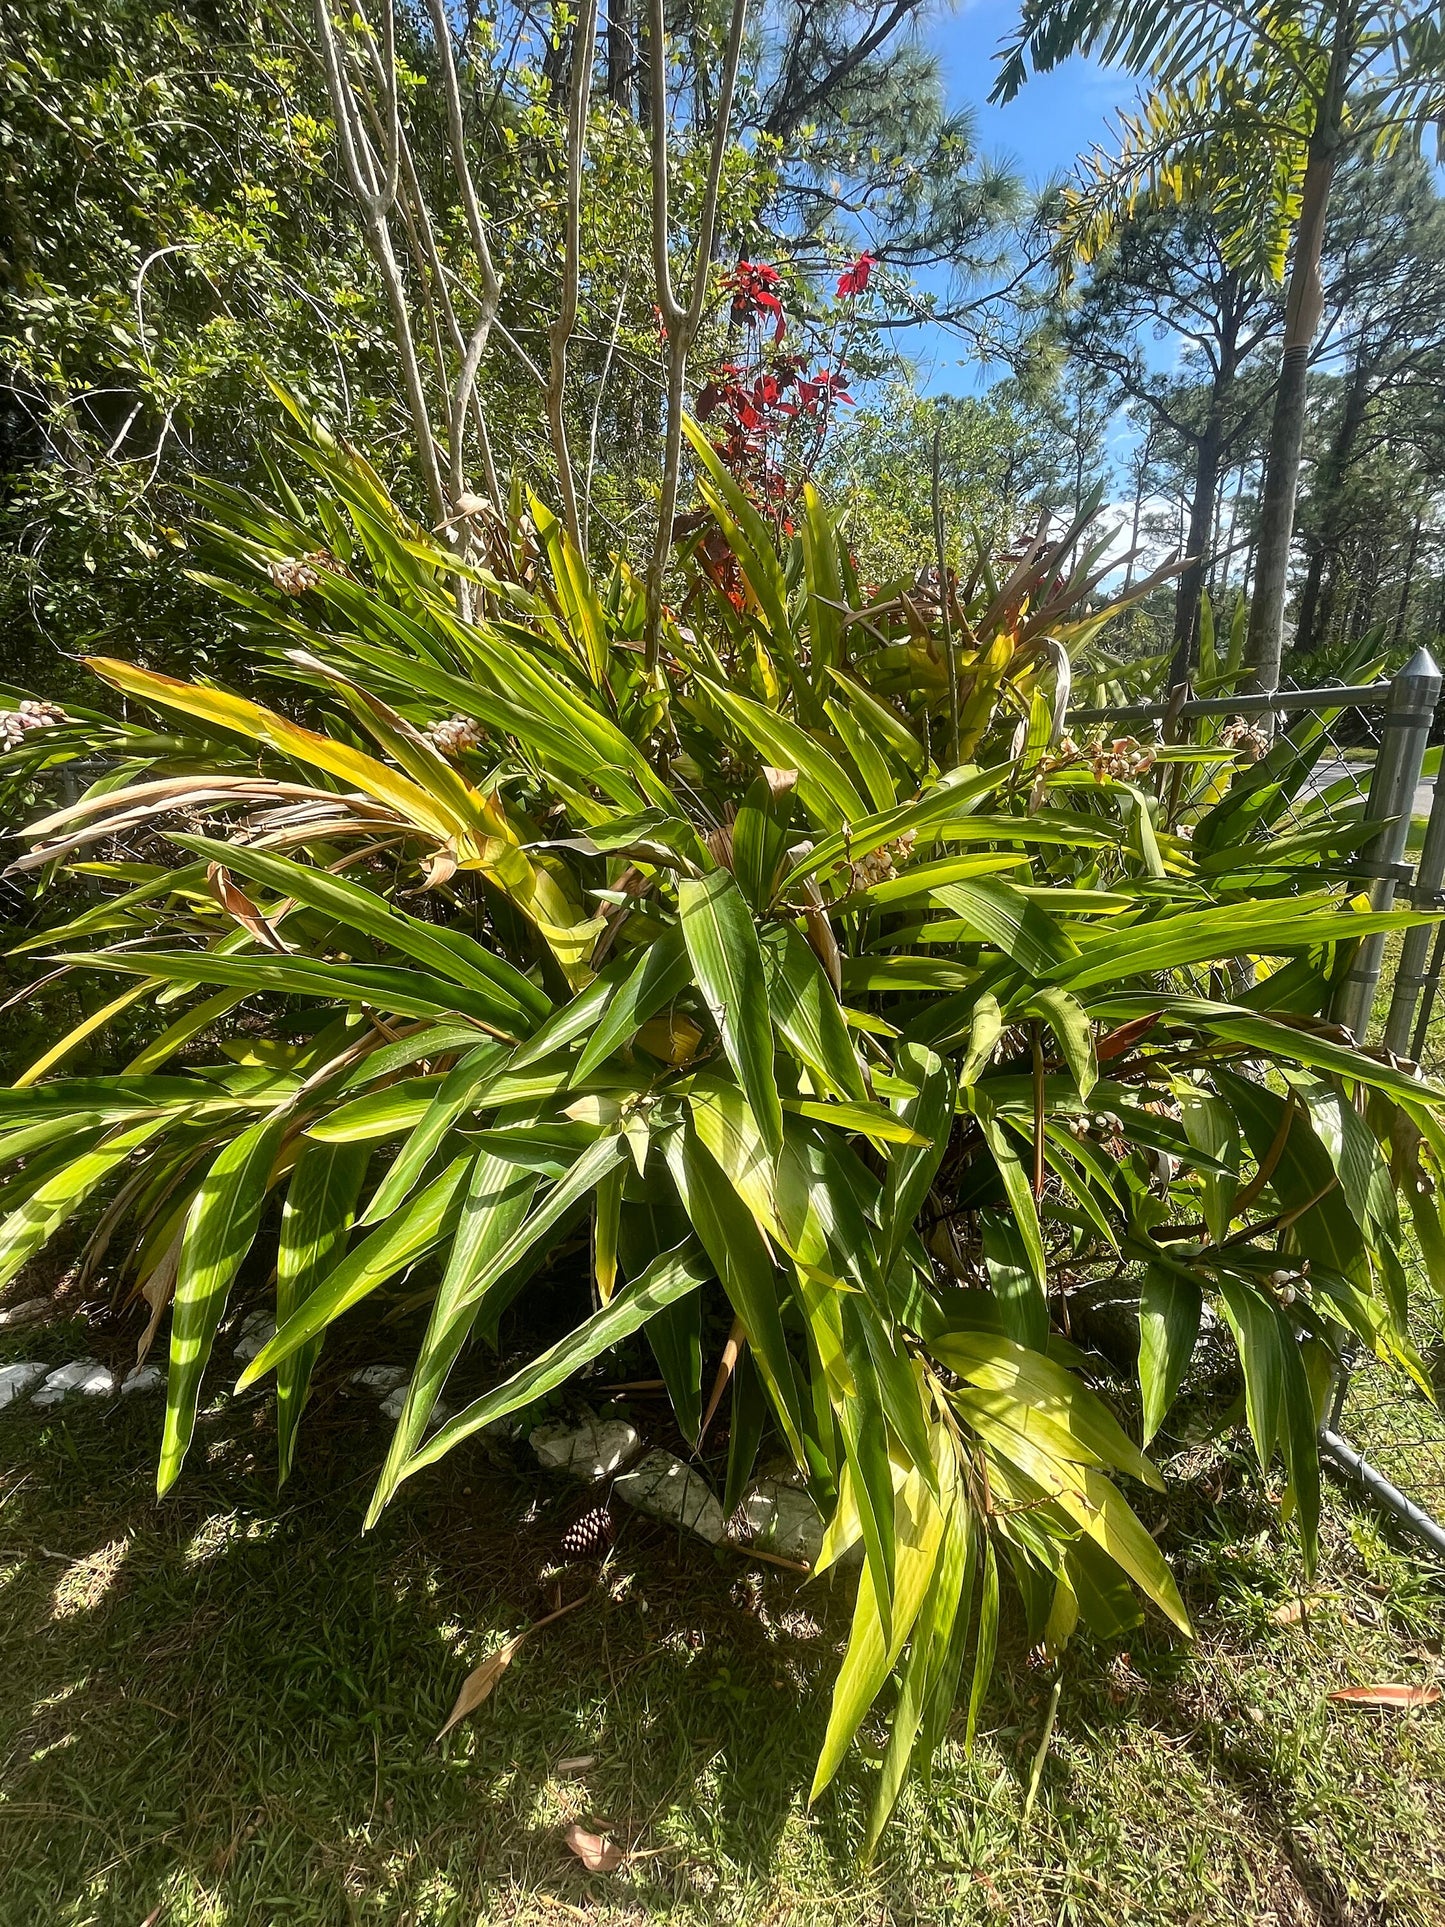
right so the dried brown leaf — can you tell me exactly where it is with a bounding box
[1096,1011,1161,1064]
[436,1595,586,1740]
[436,1631,530,1740]
[700,1319,745,1444]
[208,863,289,952]
[1328,1683,1441,1708]
[562,1824,624,1873]
[1272,1595,1330,1626]
[135,1230,184,1368]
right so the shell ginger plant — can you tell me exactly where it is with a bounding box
[3,421,1444,1850]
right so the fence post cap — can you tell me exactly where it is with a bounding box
[1396,644,1442,691]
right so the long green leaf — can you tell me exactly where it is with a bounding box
[363,1152,542,1522]
[678,870,782,1158]
[666,1123,805,1460]
[172,835,550,1025]
[0,1116,168,1290]
[237,1155,474,1388]
[400,1239,711,1479]
[879,1042,954,1284]
[360,1046,506,1224]
[159,1112,288,1494]
[276,1139,369,1483]
[761,921,867,1102]
[64,949,524,1036]
[1137,1267,1202,1445]
[573,928,692,1081]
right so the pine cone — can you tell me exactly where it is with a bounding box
[560,1503,615,1559]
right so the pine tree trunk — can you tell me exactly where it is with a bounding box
[1168,296,1243,685]
[606,0,634,108]
[1168,413,1223,687]
[1394,511,1424,643]
[1295,544,1328,654]
[1242,4,1352,693]
[1295,341,1371,653]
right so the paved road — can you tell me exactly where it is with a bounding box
[1304,754,1436,821]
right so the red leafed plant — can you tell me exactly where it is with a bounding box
[693,252,871,555]
[835,250,874,298]
[725,259,787,340]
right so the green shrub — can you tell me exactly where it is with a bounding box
[3,415,1443,1849]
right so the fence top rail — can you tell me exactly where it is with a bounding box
[1069,680,1391,729]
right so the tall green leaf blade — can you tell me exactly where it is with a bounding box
[1027,988,1097,1098]
[761,921,867,1103]
[936,1330,1162,1488]
[159,1112,288,1494]
[237,1155,474,1388]
[276,1139,370,1483]
[360,1046,506,1224]
[1275,1302,1321,1575]
[973,1099,1047,1310]
[965,1534,999,1749]
[783,766,999,886]
[362,1153,540,1522]
[666,1123,805,1460]
[1137,1266,1201,1445]
[1217,1275,1283,1475]
[66,948,525,1036]
[979,1208,1048,1351]
[573,928,692,1081]
[172,835,550,1025]
[400,1239,711,1479]
[931,878,1077,978]
[722,1347,768,1518]
[678,870,782,1158]
[700,681,869,826]
[879,1042,953,1283]
[0,1116,166,1289]
[732,770,794,911]
[810,1463,945,1801]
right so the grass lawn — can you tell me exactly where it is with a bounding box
[2,1289,1444,1927]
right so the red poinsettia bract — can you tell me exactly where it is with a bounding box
[836,251,874,299]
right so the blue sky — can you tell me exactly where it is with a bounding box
[904,1,1138,395]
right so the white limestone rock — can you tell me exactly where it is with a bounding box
[530,1415,641,1481]
[0,1362,48,1408]
[377,1383,450,1430]
[121,1364,164,1396]
[350,1364,410,1395]
[32,1359,115,1405]
[616,1449,725,1544]
[0,1297,50,1330]
[729,1479,824,1566]
[232,1311,275,1363]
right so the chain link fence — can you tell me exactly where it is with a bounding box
[1069,648,1445,1567]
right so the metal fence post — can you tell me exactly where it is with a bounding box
[1385,737,1445,1055]
[1330,645,1442,1041]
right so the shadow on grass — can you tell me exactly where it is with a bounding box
[0,1330,871,1926]
[3,1315,1444,1927]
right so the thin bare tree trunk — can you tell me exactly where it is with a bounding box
[643,0,749,671]
[606,0,635,108]
[315,0,450,527]
[547,0,600,546]
[1294,338,1371,655]
[423,0,510,512]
